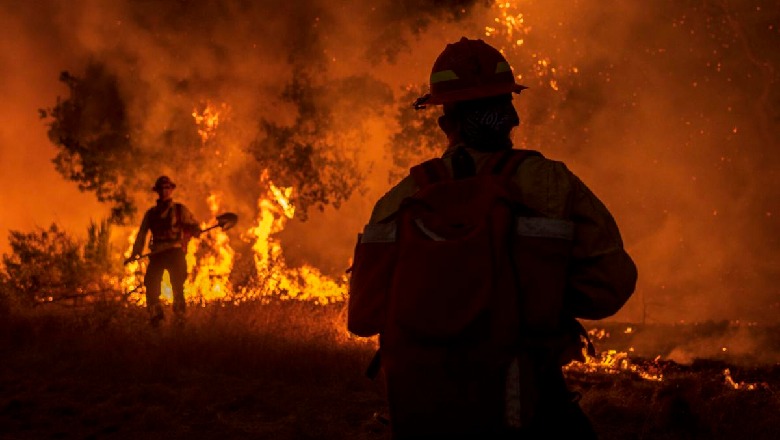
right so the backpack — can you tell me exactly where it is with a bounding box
[388,149,537,341]
[348,148,540,338]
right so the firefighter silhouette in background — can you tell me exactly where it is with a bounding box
[127,176,200,326]
[347,37,637,439]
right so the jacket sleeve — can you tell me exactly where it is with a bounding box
[563,173,638,320]
[131,211,151,256]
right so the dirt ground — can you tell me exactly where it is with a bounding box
[1,303,779,439]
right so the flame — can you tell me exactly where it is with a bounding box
[245,173,346,305]
[183,193,235,304]
[161,270,173,299]
[192,101,227,144]
[269,183,295,219]
[565,349,664,382]
[565,328,662,381]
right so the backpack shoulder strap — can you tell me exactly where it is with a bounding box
[175,202,182,226]
[497,149,543,178]
[479,149,543,177]
[410,158,451,188]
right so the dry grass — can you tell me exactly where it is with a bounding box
[0,301,385,440]
[1,304,779,439]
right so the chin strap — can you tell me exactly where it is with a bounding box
[413,93,431,110]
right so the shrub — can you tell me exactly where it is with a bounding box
[0,220,122,307]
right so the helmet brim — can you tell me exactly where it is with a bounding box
[423,82,528,106]
[151,183,177,191]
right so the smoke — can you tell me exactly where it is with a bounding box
[478,0,780,323]
[0,2,104,242]
[1,0,779,323]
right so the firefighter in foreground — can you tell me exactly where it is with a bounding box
[347,37,637,438]
[127,176,200,326]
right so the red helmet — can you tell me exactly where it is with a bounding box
[414,37,527,109]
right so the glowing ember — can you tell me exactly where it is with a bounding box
[484,1,575,90]
[588,328,610,340]
[485,2,526,41]
[192,101,227,144]
[565,349,664,382]
[723,368,765,391]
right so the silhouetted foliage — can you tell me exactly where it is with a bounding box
[39,64,139,223]
[40,61,394,223]
[0,221,121,307]
[387,85,443,182]
[250,73,393,219]
[1,224,84,306]
[83,219,122,286]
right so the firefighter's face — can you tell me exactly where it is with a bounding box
[157,185,174,201]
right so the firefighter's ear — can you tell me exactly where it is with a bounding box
[438,115,457,135]
[437,115,447,132]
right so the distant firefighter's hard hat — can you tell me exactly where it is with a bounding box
[414,37,527,109]
[152,175,176,191]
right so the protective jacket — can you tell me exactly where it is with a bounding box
[368,146,636,324]
[132,199,200,255]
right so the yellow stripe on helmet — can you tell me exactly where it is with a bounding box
[495,61,512,73]
[430,69,459,84]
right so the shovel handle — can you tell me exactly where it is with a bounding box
[200,224,220,233]
[124,252,153,265]
[124,213,236,265]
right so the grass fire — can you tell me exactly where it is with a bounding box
[1,1,779,438]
